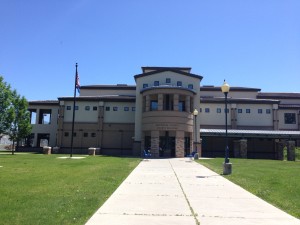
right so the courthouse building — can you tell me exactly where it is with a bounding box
[27,67,300,159]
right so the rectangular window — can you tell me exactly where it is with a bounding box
[188,84,193,89]
[217,108,221,113]
[205,108,210,113]
[266,109,271,114]
[73,132,76,137]
[91,133,96,137]
[83,133,88,137]
[105,107,110,111]
[150,101,158,111]
[178,101,185,112]
[258,109,263,114]
[93,106,97,111]
[85,106,90,111]
[66,106,71,110]
[124,107,129,111]
[154,81,159,86]
[199,108,202,113]
[143,83,148,88]
[166,78,171,83]
[177,81,182,86]
[30,110,37,124]
[75,106,79,110]
[238,109,242,113]
[64,132,69,137]
[132,107,136,111]
[246,109,251,113]
[224,109,229,113]
[113,107,118,111]
[284,113,296,124]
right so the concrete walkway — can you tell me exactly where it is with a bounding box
[85,158,300,225]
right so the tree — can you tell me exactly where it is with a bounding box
[8,90,32,155]
[0,76,13,138]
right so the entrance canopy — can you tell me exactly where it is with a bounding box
[200,129,300,139]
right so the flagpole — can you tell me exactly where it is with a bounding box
[70,63,78,157]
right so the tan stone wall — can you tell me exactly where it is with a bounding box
[175,131,184,157]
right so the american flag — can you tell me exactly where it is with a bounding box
[76,71,80,94]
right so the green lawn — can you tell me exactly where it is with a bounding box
[198,158,300,219]
[0,153,140,225]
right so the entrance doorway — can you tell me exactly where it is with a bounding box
[159,131,175,157]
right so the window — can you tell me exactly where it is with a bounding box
[224,109,229,113]
[217,108,221,113]
[284,113,296,124]
[105,107,110,111]
[64,132,69,137]
[85,106,90,111]
[66,106,71,110]
[177,81,182,86]
[93,106,97,111]
[166,78,171,83]
[266,109,271,114]
[75,106,79,110]
[113,107,118,111]
[238,109,242,113]
[91,133,96,137]
[124,107,129,111]
[178,101,185,112]
[83,133,88,137]
[143,83,148,88]
[188,84,193,89]
[258,109,262,114]
[246,109,251,113]
[154,81,159,86]
[132,107,136,111]
[39,109,51,124]
[199,108,202,113]
[73,132,77,137]
[150,101,158,111]
[205,108,210,113]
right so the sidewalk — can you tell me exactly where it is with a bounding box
[85,158,300,225]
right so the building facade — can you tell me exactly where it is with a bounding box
[26,67,300,159]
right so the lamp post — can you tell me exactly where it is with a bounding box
[193,109,199,155]
[221,80,232,175]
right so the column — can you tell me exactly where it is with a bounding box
[273,104,279,130]
[240,139,247,158]
[175,131,184,157]
[287,140,296,161]
[158,94,163,111]
[145,95,150,112]
[185,96,190,112]
[173,94,179,111]
[57,105,65,147]
[233,139,247,158]
[97,105,104,149]
[231,104,237,129]
[150,130,159,158]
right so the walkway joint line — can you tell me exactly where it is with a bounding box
[169,160,200,225]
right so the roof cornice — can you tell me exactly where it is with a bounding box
[134,68,203,81]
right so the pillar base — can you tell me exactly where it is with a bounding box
[223,162,232,175]
[43,146,51,155]
[88,147,96,156]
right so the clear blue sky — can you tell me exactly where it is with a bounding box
[1,0,299,100]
